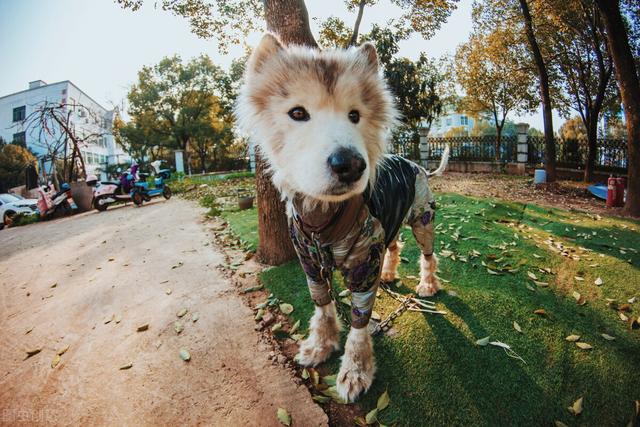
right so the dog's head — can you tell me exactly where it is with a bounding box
[236,34,396,202]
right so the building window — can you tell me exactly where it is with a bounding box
[13,106,26,122]
[461,116,468,126]
[12,132,26,146]
[446,117,452,126]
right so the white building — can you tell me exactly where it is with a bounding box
[430,111,476,137]
[0,80,129,181]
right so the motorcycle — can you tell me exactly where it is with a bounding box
[87,165,138,212]
[36,182,75,219]
[131,160,172,207]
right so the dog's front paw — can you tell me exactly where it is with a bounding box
[380,270,397,283]
[416,279,439,297]
[296,335,339,367]
[336,327,375,402]
[295,303,341,367]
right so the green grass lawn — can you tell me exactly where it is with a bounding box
[225,192,640,426]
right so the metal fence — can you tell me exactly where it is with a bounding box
[398,135,629,173]
[527,136,627,172]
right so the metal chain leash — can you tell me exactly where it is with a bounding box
[371,283,447,336]
[309,233,446,333]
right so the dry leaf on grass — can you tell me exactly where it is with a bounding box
[289,319,300,335]
[568,397,583,416]
[377,390,390,411]
[279,303,294,315]
[565,335,581,342]
[575,342,593,350]
[513,321,522,333]
[476,336,491,346]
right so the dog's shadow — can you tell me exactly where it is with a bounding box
[373,281,556,425]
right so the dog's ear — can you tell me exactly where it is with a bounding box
[358,42,378,70]
[249,33,284,73]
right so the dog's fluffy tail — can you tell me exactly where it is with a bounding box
[428,145,450,177]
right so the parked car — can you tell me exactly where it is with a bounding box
[0,193,38,227]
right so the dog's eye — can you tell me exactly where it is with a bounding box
[288,107,310,121]
[348,110,360,124]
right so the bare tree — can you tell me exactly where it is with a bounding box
[20,101,107,186]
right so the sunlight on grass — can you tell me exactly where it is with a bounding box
[226,192,640,426]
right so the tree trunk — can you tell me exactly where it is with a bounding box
[254,150,295,264]
[347,0,367,47]
[584,117,598,182]
[519,0,556,182]
[596,0,640,216]
[495,131,502,162]
[254,0,318,264]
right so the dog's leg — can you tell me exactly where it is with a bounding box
[337,325,375,402]
[380,239,403,282]
[411,206,440,297]
[296,299,341,367]
[417,252,440,297]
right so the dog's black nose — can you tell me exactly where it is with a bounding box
[328,148,366,184]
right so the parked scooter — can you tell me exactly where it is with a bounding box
[87,165,138,212]
[36,182,75,219]
[130,161,172,206]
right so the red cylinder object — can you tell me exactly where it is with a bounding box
[606,176,617,208]
[616,177,626,207]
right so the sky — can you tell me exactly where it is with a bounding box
[0,0,561,130]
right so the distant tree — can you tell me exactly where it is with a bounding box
[127,55,227,173]
[559,116,587,140]
[0,144,36,192]
[542,0,618,182]
[455,24,537,160]
[444,126,468,137]
[20,101,106,186]
[528,127,544,137]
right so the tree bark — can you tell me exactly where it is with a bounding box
[254,150,295,264]
[519,0,557,182]
[584,115,598,182]
[255,0,317,264]
[347,0,367,47]
[595,0,640,216]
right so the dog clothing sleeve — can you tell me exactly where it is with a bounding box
[288,221,333,306]
[334,213,385,329]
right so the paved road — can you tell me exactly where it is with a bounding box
[0,199,326,426]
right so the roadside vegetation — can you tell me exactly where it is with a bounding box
[184,175,640,426]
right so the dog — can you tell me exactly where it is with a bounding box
[236,34,449,402]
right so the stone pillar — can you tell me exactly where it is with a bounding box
[418,122,429,168]
[248,141,256,172]
[515,123,529,175]
[174,150,185,174]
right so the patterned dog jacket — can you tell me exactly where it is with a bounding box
[289,155,437,329]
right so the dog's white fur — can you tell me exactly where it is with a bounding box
[237,34,443,402]
[236,34,395,204]
[296,302,341,367]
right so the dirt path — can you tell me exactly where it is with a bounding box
[0,199,327,426]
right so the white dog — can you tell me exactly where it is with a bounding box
[236,34,449,402]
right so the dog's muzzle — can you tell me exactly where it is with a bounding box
[327,148,366,184]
